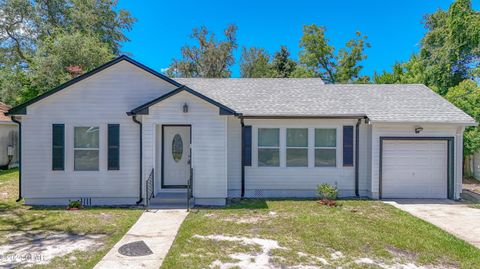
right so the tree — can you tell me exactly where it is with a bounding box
[445,79,480,175]
[419,0,480,95]
[445,80,480,157]
[374,0,480,94]
[0,0,135,105]
[240,47,273,78]
[271,46,297,78]
[22,32,114,102]
[298,25,370,83]
[240,45,298,78]
[373,55,426,84]
[166,25,238,78]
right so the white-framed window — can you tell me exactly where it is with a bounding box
[315,128,336,167]
[74,126,99,171]
[258,128,280,167]
[286,128,308,167]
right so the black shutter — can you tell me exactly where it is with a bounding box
[343,126,354,166]
[243,125,252,166]
[108,124,120,170]
[52,124,64,170]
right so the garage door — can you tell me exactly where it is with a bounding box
[382,140,447,199]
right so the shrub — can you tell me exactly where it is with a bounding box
[67,200,82,210]
[317,183,338,201]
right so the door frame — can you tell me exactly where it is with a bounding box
[161,124,192,189]
[379,136,455,200]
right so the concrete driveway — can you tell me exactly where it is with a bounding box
[384,199,480,248]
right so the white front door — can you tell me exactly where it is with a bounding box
[382,140,448,199]
[163,125,191,188]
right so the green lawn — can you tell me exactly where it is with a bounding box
[162,199,480,269]
[0,169,142,268]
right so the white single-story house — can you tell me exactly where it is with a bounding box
[0,102,18,170]
[6,55,476,206]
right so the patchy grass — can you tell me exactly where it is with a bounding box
[162,199,480,269]
[0,169,142,268]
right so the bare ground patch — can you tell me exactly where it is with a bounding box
[193,234,454,269]
[0,231,105,267]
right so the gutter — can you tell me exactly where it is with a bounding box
[355,119,361,197]
[240,114,245,198]
[132,115,143,205]
[11,116,22,202]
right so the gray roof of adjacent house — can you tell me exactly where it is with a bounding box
[175,78,476,124]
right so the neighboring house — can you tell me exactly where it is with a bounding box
[0,102,18,170]
[6,55,476,206]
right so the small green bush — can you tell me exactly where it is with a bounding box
[317,183,338,200]
[68,200,82,209]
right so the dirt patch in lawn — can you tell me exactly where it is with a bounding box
[204,211,278,224]
[0,231,105,267]
[193,234,454,269]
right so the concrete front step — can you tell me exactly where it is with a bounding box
[147,192,192,209]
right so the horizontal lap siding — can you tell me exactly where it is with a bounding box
[21,61,177,199]
[244,119,359,197]
[371,124,461,199]
[143,91,227,199]
[227,117,242,196]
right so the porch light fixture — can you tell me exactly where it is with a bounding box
[183,103,188,113]
[415,126,423,134]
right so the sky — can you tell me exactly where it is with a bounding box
[118,0,479,78]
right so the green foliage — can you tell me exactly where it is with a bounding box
[298,25,370,83]
[240,47,273,78]
[420,0,480,95]
[0,0,135,105]
[445,80,480,156]
[239,45,297,78]
[317,183,338,200]
[68,200,82,209]
[375,0,479,94]
[271,46,297,78]
[166,25,238,78]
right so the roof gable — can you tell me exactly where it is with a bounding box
[7,55,182,115]
[127,85,237,116]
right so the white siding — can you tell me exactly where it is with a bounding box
[143,91,228,203]
[358,122,370,196]
[227,116,242,197]
[244,118,359,197]
[21,61,177,204]
[370,123,464,199]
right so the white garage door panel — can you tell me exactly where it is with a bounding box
[382,140,447,199]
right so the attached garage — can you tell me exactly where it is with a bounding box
[380,137,454,199]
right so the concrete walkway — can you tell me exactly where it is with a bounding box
[384,199,480,248]
[94,209,188,269]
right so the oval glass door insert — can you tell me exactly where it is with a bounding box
[172,134,183,162]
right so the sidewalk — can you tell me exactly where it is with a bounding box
[94,209,188,269]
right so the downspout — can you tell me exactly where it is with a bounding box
[11,116,22,202]
[240,115,245,198]
[355,119,361,197]
[132,115,143,205]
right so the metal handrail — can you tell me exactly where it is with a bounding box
[187,167,193,211]
[146,169,154,207]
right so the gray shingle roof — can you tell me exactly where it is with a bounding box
[174,78,475,124]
